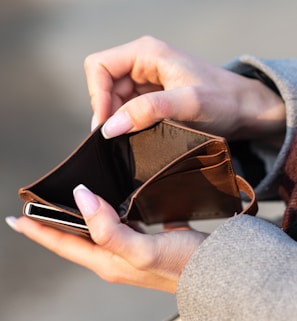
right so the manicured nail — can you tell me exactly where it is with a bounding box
[5,216,21,233]
[101,110,133,139]
[91,113,99,131]
[73,184,100,218]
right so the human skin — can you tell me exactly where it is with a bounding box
[84,36,285,141]
[7,185,208,293]
[6,36,286,293]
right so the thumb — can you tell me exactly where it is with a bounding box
[101,87,200,138]
[73,184,151,258]
[73,184,121,245]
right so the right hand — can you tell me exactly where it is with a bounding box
[11,184,208,293]
[84,36,285,140]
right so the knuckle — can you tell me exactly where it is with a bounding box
[83,53,97,72]
[138,35,158,45]
[143,94,172,119]
[84,51,111,74]
[89,228,108,247]
[137,35,169,54]
[89,219,117,249]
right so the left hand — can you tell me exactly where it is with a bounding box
[85,36,285,141]
[7,184,208,293]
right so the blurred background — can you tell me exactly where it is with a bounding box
[0,0,293,320]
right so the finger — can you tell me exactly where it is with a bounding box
[84,41,141,123]
[101,86,202,138]
[84,59,114,124]
[84,36,170,124]
[13,217,145,284]
[112,76,162,111]
[73,184,156,268]
[110,75,135,114]
[89,81,164,131]
[13,216,101,269]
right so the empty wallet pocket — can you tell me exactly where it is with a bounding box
[127,159,242,224]
[158,150,227,178]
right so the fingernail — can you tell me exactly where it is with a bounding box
[5,216,21,232]
[101,110,133,139]
[91,113,99,131]
[73,184,100,218]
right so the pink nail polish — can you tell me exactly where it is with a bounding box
[73,184,100,218]
[101,111,133,139]
[5,216,21,233]
[91,113,99,131]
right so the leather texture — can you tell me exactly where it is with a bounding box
[19,120,257,235]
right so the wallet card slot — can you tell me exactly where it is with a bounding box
[128,121,221,185]
[156,150,227,178]
[20,119,242,229]
[133,159,241,224]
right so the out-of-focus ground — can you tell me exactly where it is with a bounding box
[0,0,292,320]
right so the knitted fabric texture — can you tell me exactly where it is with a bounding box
[279,133,297,237]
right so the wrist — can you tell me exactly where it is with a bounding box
[234,77,285,140]
[151,230,208,293]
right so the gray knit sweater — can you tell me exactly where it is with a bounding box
[176,56,297,320]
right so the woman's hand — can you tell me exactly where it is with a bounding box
[85,36,285,140]
[7,185,208,293]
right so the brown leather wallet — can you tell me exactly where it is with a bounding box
[19,120,257,235]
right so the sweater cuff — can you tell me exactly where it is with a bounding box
[176,214,297,320]
[224,55,297,200]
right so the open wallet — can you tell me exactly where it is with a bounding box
[19,119,258,236]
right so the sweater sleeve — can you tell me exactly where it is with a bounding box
[176,57,297,320]
[177,214,297,321]
[225,56,297,200]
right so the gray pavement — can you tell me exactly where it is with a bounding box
[0,0,295,320]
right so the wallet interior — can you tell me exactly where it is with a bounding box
[19,121,222,217]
